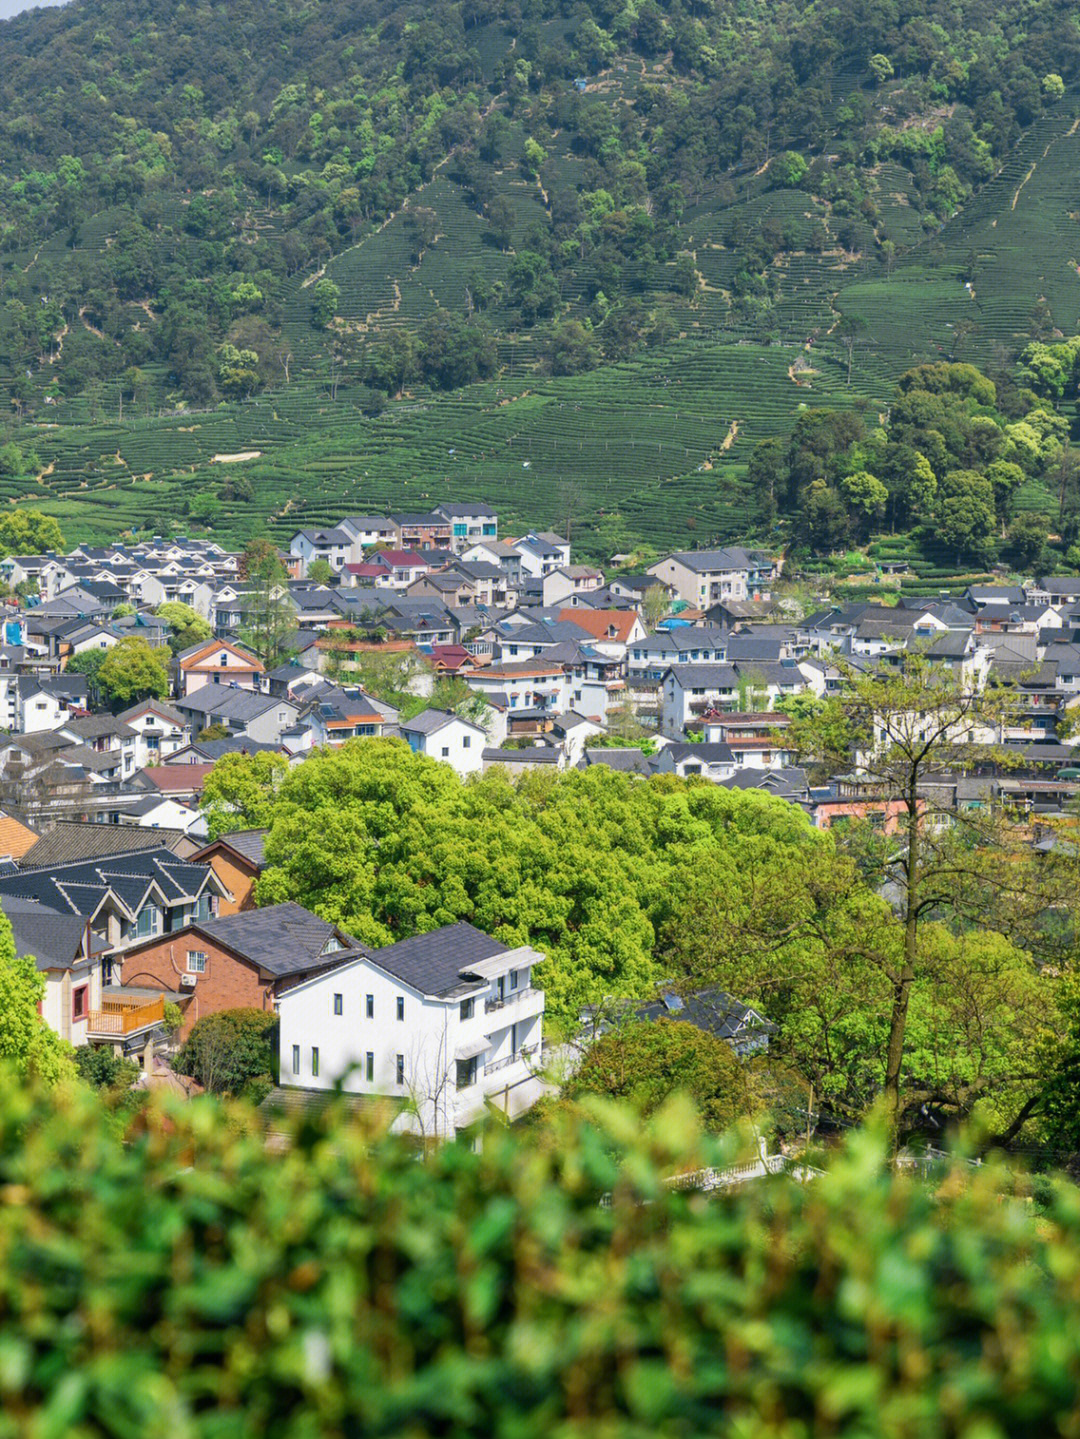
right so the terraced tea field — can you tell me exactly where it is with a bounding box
[7,90,1080,565]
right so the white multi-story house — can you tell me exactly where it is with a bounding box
[289,528,353,576]
[464,660,567,713]
[512,532,571,578]
[276,922,547,1137]
[339,515,400,560]
[647,548,774,608]
[117,700,192,768]
[435,502,499,555]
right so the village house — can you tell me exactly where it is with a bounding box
[117,700,191,767]
[175,638,265,696]
[275,921,547,1137]
[121,901,358,1041]
[399,710,487,776]
[435,502,499,554]
[289,527,354,576]
[647,548,774,608]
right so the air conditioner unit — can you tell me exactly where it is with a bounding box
[179,974,198,988]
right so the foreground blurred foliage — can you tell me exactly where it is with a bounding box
[1,1076,1080,1436]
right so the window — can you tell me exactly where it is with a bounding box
[72,985,88,1022]
[311,1048,320,1077]
[333,993,343,1016]
[366,994,374,1019]
[463,735,471,748]
[135,905,160,939]
[187,950,207,974]
[396,1054,405,1086]
[292,1045,300,1074]
[396,996,404,1021]
[510,969,518,991]
[456,1057,478,1089]
[441,746,449,758]
[366,1052,374,1082]
[460,997,474,1020]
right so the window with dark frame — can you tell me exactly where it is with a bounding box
[366,1052,374,1082]
[333,993,343,1015]
[366,994,374,1018]
[292,1045,300,1074]
[396,996,404,1021]
[396,1054,404,1085]
[72,985,88,1022]
[312,1047,319,1077]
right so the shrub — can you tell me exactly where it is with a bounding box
[173,1007,277,1095]
[0,1087,1079,1434]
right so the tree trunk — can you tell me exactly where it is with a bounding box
[884,771,919,1144]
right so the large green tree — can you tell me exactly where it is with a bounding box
[97,637,170,709]
[565,1019,751,1131]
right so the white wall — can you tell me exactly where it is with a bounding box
[277,950,545,1137]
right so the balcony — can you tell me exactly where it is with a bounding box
[485,1044,537,1075]
[484,986,539,1014]
[86,993,165,1037]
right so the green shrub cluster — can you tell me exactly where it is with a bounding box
[1,1080,1080,1436]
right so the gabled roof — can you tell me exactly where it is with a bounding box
[177,637,264,670]
[137,764,217,793]
[21,822,188,867]
[370,921,505,997]
[635,987,775,1043]
[662,547,768,574]
[400,708,485,737]
[0,846,214,917]
[2,897,88,973]
[665,663,739,688]
[117,698,188,726]
[581,748,654,775]
[556,608,639,644]
[175,902,360,978]
[191,829,267,870]
[176,688,286,722]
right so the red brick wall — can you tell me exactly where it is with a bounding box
[121,932,272,1040]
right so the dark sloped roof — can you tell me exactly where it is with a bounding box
[186,902,361,977]
[370,921,504,997]
[21,823,190,867]
[2,896,89,972]
[581,748,654,775]
[635,987,775,1043]
[0,847,212,915]
[194,829,267,869]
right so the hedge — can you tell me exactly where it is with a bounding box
[0,1078,1079,1436]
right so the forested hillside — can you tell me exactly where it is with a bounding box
[2,0,1080,551]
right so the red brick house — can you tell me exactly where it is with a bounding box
[121,902,362,1040]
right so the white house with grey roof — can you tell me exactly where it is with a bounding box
[276,921,547,1137]
[289,527,354,576]
[399,709,487,775]
[647,548,774,607]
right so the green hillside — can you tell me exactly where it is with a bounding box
[2,0,1080,551]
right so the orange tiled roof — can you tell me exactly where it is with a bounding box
[557,608,640,644]
[0,810,38,860]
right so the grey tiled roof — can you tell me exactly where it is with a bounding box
[0,846,213,914]
[581,748,654,775]
[187,902,362,977]
[197,829,267,868]
[370,921,504,997]
[2,896,89,972]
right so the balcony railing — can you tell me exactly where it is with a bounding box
[485,1044,537,1075]
[86,994,165,1037]
[484,986,539,1014]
